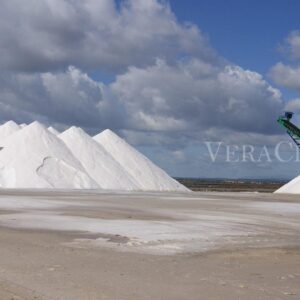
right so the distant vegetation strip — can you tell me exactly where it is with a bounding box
[176,178,287,193]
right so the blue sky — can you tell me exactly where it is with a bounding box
[171,0,300,103]
[171,0,300,74]
[1,0,300,180]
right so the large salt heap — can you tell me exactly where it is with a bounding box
[94,129,189,192]
[48,126,60,135]
[0,121,20,143]
[59,127,139,190]
[0,120,189,191]
[275,176,300,194]
[0,122,98,188]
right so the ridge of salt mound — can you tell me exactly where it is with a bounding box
[59,126,139,190]
[93,129,190,192]
[274,176,300,194]
[0,120,20,142]
[0,121,99,189]
[48,126,60,135]
[19,123,27,128]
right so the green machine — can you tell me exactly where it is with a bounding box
[277,112,300,148]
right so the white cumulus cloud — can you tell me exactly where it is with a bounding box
[111,59,283,135]
[0,0,286,147]
[282,30,300,60]
[269,62,300,90]
[0,0,218,72]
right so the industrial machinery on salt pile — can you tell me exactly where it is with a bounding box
[277,112,300,148]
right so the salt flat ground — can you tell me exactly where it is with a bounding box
[0,190,299,299]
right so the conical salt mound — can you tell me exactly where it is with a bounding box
[275,176,300,194]
[0,121,20,143]
[93,129,190,192]
[59,127,139,190]
[48,126,60,135]
[0,121,99,188]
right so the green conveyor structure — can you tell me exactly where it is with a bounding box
[277,112,300,148]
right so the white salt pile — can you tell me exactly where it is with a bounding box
[0,121,188,191]
[59,127,139,190]
[48,126,60,135]
[0,121,98,188]
[94,129,189,191]
[275,176,300,194]
[0,121,20,143]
